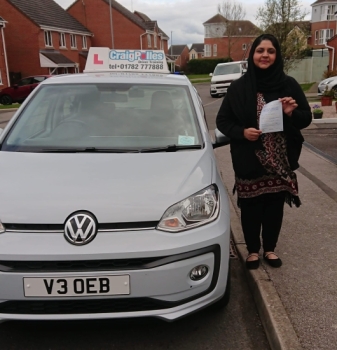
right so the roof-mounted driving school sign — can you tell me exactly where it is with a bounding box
[84,48,170,74]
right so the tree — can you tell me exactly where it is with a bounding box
[217,0,250,58]
[256,0,310,72]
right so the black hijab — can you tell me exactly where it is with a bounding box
[242,34,287,128]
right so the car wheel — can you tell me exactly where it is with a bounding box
[211,260,231,309]
[210,91,219,98]
[0,95,13,105]
[332,87,337,99]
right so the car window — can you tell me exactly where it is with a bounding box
[17,78,33,86]
[214,64,240,76]
[32,76,47,83]
[2,83,202,152]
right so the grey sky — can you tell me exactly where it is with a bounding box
[55,0,313,46]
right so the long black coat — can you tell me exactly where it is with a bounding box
[216,75,312,179]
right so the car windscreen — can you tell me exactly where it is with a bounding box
[1,83,202,152]
[213,64,240,76]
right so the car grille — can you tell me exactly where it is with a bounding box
[214,80,233,85]
[0,298,173,314]
[4,221,158,232]
[0,257,164,272]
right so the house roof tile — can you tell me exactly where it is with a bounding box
[101,0,147,30]
[40,50,75,64]
[203,14,260,35]
[168,45,188,56]
[8,0,91,34]
[133,10,169,38]
[190,43,204,52]
[311,0,333,5]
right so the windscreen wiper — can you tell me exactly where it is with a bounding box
[139,144,202,153]
[41,147,139,153]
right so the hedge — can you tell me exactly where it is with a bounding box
[187,58,233,74]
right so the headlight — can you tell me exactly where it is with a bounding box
[322,80,333,85]
[157,185,219,233]
[0,221,5,233]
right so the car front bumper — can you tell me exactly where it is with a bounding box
[0,213,230,322]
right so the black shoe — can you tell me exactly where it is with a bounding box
[263,252,282,268]
[246,253,260,270]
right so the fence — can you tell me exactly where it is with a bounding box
[288,50,329,83]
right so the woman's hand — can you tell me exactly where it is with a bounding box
[279,97,298,116]
[244,128,262,141]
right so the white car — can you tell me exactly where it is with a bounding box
[317,76,337,97]
[209,61,247,98]
[0,48,231,322]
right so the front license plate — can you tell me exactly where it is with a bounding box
[218,89,227,93]
[23,275,130,297]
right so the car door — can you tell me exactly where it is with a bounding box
[14,77,34,101]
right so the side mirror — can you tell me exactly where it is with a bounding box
[209,73,213,77]
[213,128,230,148]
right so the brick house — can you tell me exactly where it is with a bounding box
[1,0,93,81]
[67,0,169,53]
[168,45,190,71]
[203,14,260,61]
[189,43,204,60]
[0,16,9,88]
[310,0,337,71]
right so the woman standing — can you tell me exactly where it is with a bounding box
[216,34,312,269]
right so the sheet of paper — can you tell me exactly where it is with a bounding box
[259,100,283,134]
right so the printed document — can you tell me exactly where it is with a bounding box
[259,100,283,133]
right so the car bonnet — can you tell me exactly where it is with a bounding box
[0,150,213,225]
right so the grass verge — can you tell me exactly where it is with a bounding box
[0,103,20,110]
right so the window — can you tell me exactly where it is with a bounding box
[213,44,217,57]
[242,43,247,50]
[59,33,66,47]
[204,44,211,57]
[205,26,210,38]
[17,78,32,86]
[191,53,196,59]
[147,34,151,48]
[82,36,87,49]
[154,33,157,48]
[70,34,77,48]
[44,31,52,47]
[2,84,202,152]
[315,30,318,45]
[32,76,47,83]
[319,29,334,44]
[0,70,2,85]
[160,40,163,50]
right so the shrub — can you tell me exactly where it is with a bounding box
[187,58,232,75]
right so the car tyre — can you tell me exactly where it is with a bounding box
[211,260,231,309]
[0,95,13,105]
[210,91,219,98]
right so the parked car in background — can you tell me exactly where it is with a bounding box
[209,61,247,98]
[317,76,337,98]
[0,75,51,105]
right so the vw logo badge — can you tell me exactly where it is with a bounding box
[64,212,97,246]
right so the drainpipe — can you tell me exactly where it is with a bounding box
[325,42,335,71]
[1,24,10,87]
[140,32,147,50]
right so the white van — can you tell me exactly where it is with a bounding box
[210,61,247,98]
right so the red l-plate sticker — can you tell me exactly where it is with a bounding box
[93,54,103,65]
